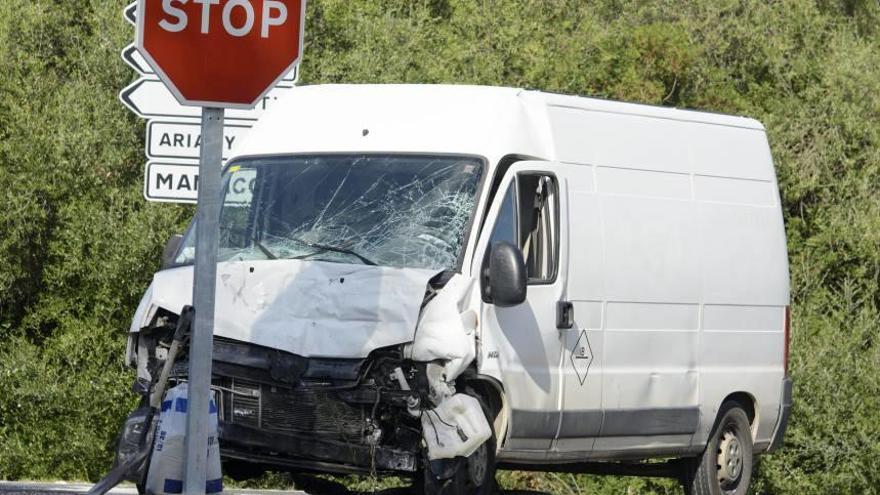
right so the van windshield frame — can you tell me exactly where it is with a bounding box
[172,153,487,272]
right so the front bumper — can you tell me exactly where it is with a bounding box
[211,376,419,474]
[218,422,416,474]
[201,338,425,475]
[767,376,793,453]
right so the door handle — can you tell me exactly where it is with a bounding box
[556,301,574,329]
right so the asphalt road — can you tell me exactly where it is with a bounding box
[0,482,306,495]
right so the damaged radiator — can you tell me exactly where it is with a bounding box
[216,377,367,441]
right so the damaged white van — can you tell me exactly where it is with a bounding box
[123,85,792,495]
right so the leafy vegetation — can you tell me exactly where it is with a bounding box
[0,0,878,493]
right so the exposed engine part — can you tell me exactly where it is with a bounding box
[128,310,490,476]
[406,395,421,417]
[426,361,456,406]
[365,419,383,446]
[213,377,370,441]
[133,309,182,392]
[148,309,192,410]
[168,343,430,474]
[392,366,411,391]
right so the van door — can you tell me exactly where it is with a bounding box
[474,164,566,450]
[553,163,605,454]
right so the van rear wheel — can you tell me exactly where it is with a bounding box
[682,402,753,495]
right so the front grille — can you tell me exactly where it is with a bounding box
[218,377,366,441]
[229,378,261,429]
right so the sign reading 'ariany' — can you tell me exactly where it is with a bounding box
[137,0,306,108]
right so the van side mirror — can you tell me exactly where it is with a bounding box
[161,234,183,270]
[481,241,527,307]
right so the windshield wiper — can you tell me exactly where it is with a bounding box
[258,230,377,266]
[290,241,377,266]
[253,236,278,260]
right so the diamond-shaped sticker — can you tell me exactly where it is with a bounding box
[571,330,594,385]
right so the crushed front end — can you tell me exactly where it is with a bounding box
[125,264,493,485]
[203,338,428,475]
[114,153,498,490]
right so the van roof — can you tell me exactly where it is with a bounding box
[232,84,765,165]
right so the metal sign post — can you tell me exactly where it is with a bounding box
[130,1,306,493]
[184,107,224,495]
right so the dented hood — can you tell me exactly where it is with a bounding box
[141,259,440,358]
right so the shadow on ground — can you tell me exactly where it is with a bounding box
[291,475,551,495]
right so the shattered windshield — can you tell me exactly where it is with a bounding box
[176,154,484,271]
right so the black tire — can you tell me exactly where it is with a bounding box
[223,460,266,481]
[682,402,754,495]
[420,392,498,495]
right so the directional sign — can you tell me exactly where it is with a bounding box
[123,2,136,27]
[120,78,293,121]
[147,120,252,160]
[144,161,253,203]
[120,3,299,205]
[121,44,153,76]
[136,0,306,107]
[144,161,200,203]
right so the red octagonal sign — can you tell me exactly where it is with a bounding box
[136,0,305,108]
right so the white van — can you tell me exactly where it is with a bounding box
[125,85,792,495]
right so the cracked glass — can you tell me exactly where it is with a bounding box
[176,155,484,271]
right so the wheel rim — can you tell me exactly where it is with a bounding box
[716,427,744,491]
[467,442,488,486]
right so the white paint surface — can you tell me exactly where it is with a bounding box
[138,260,438,358]
[129,84,791,464]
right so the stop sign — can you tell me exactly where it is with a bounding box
[136,0,305,108]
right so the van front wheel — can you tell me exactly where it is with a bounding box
[419,392,497,495]
[420,438,496,495]
[682,402,753,495]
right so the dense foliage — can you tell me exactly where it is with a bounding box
[1,1,878,493]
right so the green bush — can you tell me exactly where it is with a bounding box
[0,1,878,493]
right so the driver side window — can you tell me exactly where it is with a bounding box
[488,174,559,283]
[489,182,518,246]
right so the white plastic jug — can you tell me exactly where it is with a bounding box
[145,383,223,495]
[421,393,492,460]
